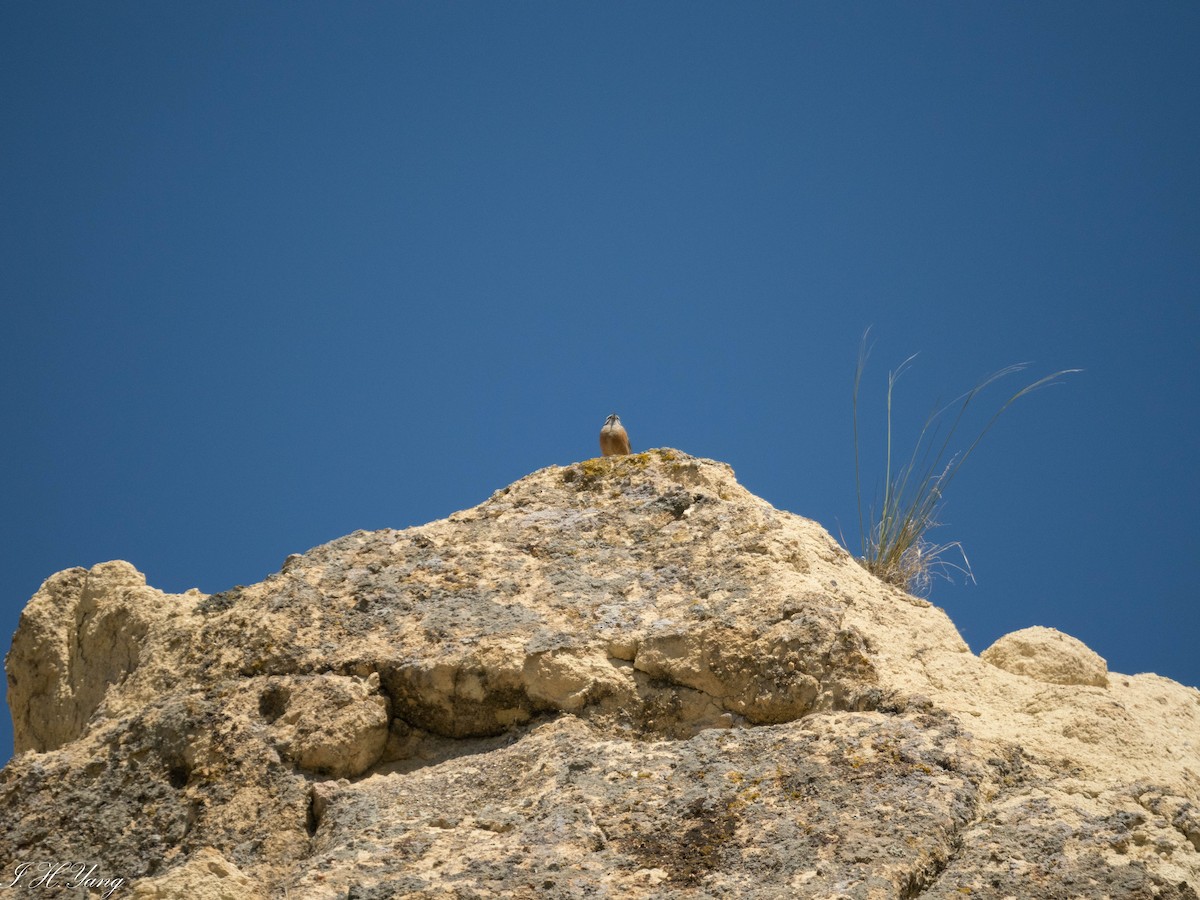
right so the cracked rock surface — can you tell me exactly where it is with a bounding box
[3,450,1199,897]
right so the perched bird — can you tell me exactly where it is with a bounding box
[599,413,631,456]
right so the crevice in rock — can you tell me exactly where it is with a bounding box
[166,764,190,790]
[182,799,201,839]
[898,746,1039,898]
[160,741,194,791]
[258,682,291,724]
[899,831,968,899]
[305,786,321,837]
[360,689,552,778]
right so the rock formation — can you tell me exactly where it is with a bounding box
[3,449,1198,898]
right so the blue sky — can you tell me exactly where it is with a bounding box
[2,4,1197,763]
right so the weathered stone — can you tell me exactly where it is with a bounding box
[5,560,195,752]
[263,672,390,778]
[2,450,1198,897]
[981,624,1110,687]
[131,847,265,899]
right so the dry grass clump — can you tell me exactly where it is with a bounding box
[851,331,1078,595]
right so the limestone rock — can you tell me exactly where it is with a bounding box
[2,450,1198,898]
[131,848,266,899]
[262,672,391,778]
[5,559,194,752]
[982,624,1110,687]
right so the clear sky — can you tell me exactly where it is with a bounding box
[2,3,1197,764]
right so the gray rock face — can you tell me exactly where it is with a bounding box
[3,450,1199,898]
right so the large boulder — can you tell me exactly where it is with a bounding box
[981,625,1110,687]
[4,450,1198,896]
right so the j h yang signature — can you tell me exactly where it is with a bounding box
[8,861,125,898]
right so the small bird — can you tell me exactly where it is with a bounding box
[599,413,631,456]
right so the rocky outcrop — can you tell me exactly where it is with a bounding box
[4,560,191,754]
[3,449,1199,898]
[981,625,1110,687]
